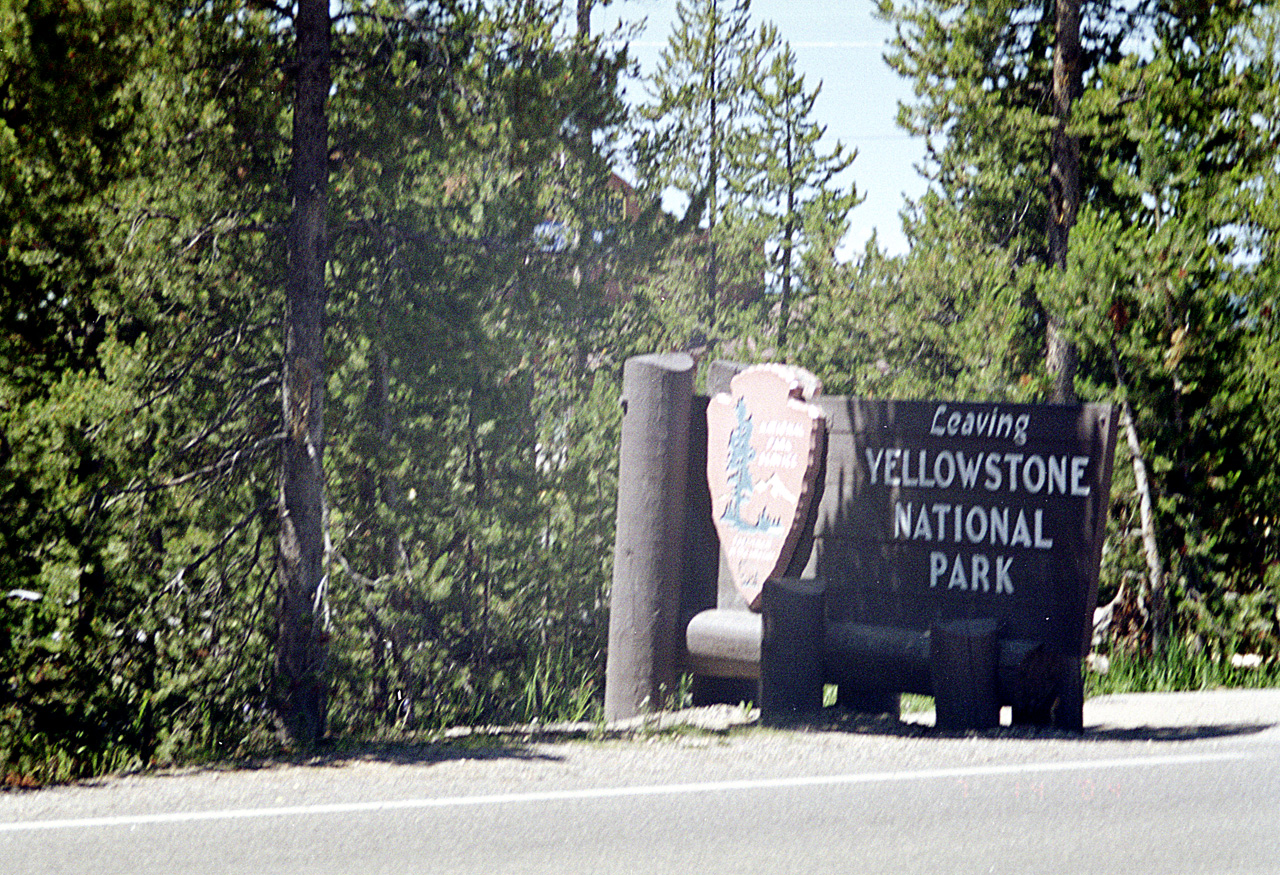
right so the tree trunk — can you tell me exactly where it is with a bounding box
[1047,0,1081,404]
[276,0,331,747]
[1110,342,1166,654]
[778,126,795,351]
[705,0,719,325]
[1119,401,1166,652]
[1046,318,1078,404]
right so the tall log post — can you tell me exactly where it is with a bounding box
[604,353,695,721]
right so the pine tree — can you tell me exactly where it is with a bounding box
[722,398,756,526]
[283,0,640,734]
[746,33,859,351]
[272,0,333,749]
[874,0,1280,654]
[0,0,159,780]
[0,0,298,778]
[1,0,636,774]
[632,0,770,325]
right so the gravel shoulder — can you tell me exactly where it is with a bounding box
[3,690,1277,875]
[0,688,1276,820]
[603,687,1280,736]
[1083,687,1280,732]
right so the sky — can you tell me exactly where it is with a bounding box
[596,0,929,256]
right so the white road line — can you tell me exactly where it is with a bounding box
[0,752,1247,834]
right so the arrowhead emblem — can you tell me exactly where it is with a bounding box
[706,365,826,610]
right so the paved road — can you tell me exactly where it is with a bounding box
[3,690,1279,874]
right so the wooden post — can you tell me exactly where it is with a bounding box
[604,353,695,721]
[930,619,1001,731]
[760,577,825,720]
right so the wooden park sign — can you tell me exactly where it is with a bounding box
[706,365,825,610]
[814,398,1118,660]
[605,352,1120,729]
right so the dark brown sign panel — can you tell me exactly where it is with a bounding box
[812,399,1118,657]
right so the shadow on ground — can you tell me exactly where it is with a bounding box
[225,734,572,773]
[760,706,1277,743]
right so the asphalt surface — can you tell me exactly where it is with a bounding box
[3,689,1278,874]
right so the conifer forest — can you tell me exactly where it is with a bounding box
[2,0,1278,781]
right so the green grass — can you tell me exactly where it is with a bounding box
[1085,640,1280,697]
[822,685,933,713]
[900,693,934,713]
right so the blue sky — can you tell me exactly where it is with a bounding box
[596,0,929,256]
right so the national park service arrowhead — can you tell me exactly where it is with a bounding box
[706,364,826,611]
